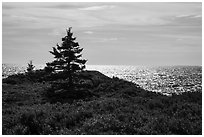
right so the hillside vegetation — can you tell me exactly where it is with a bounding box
[2,70,202,135]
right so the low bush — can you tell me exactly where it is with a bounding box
[2,71,202,135]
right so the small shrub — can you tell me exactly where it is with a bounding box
[146,99,164,110]
[27,60,35,73]
[2,78,17,85]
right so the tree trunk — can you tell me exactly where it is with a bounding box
[68,62,73,87]
[68,73,73,87]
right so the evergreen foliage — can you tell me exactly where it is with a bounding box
[47,27,87,86]
[27,60,35,72]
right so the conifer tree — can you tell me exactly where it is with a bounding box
[27,60,35,72]
[48,27,87,86]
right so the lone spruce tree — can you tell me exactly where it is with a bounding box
[48,27,87,87]
[27,60,35,73]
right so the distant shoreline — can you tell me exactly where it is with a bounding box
[2,64,202,96]
[2,63,202,68]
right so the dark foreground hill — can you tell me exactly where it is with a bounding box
[2,70,202,135]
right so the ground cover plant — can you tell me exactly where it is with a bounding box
[2,69,202,135]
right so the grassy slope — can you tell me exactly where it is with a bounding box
[2,70,202,135]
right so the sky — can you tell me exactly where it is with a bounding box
[2,2,202,66]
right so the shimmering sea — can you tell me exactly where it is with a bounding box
[2,64,202,95]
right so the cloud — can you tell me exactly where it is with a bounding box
[84,31,94,34]
[2,2,202,66]
[109,38,118,41]
[190,14,202,18]
[90,37,118,43]
[171,13,201,26]
[176,38,183,41]
[11,15,38,22]
[176,14,202,18]
[3,2,201,31]
[48,29,61,36]
[176,14,192,18]
[79,5,115,11]
[2,4,15,9]
[46,3,80,9]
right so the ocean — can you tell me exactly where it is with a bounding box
[2,64,202,96]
